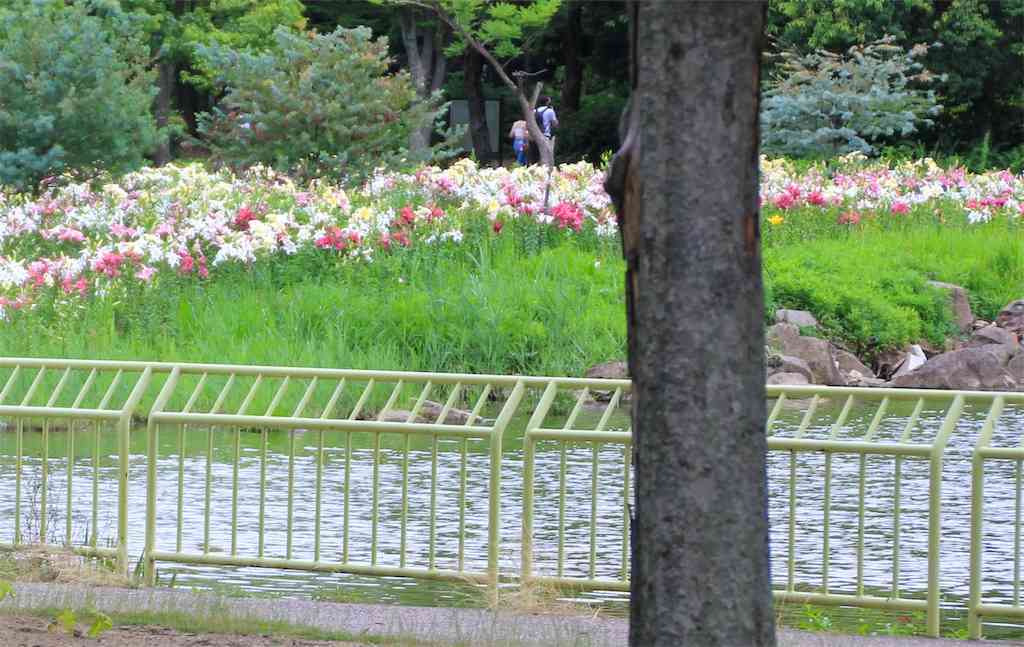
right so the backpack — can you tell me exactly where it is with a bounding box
[535,106,552,136]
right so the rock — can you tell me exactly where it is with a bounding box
[582,361,630,403]
[927,281,975,333]
[968,325,1019,349]
[892,345,928,378]
[376,409,426,424]
[854,376,889,388]
[772,355,814,382]
[767,372,810,386]
[766,323,845,385]
[917,339,947,358]
[890,345,1018,391]
[1010,355,1024,384]
[995,299,1024,338]
[874,348,907,380]
[419,400,494,425]
[776,309,819,329]
[833,348,874,378]
[584,360,628,380]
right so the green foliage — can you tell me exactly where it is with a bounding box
[555,88,627,164]
[0,236,625,380]
[122,0,307,89]
[377,0,560,76]
[766,0,1024,155]
[764,222,1024,358]
[196,26,453,180]
[0,579,12,601]
[54,608,77,634]
[762,38,942,157]
[0,0,159,191]
[87,611,114,638]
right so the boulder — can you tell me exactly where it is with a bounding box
[766,323,845,385]
[767,372,810,386]
[767,323,801,348]
[968,325,1019,349]
[376,409,426,424]
[892,345,927,378]
[890,345,1018,391]
[584,361,628,380]
[419,400,497,425]
[995,299,1024,338]
[1010,355,1024,384]
[874,348,907,380]
[776,309,819,329]
[927,281,975,333]
[582,361,630,403]
[772,355,814,382]
[833,348,873,378]
[851,375,889,388]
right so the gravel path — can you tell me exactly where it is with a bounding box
[3,583,1022,646]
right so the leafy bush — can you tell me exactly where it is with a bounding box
[0,0,159,192]
[555,88,627,164]
[196,26,454,181]
[762,37,943,158]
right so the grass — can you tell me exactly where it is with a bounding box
[1,191,1020,377]
[2,605,404,644]
[775,600,1024,641]
[765,221,1024,359]
[0,547,128,588]
[0,237,626,379]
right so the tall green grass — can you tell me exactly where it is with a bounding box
[1,237,626,378]
[765,222,1024,357]
[1,214,1019,373]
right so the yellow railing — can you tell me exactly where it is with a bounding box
[0,358,1021,639]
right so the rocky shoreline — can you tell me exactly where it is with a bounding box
[586,293,1024,393]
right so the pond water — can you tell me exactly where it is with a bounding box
[0,397,1021,611]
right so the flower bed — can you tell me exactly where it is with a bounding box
[0,155,1021,321]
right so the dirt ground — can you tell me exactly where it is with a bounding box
[0,615,370,647]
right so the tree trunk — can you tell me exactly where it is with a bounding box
[399,7,442,154]
[561,0,583,114]
[605,2,774,645]
[154,57,176,165]
[463,46,492,163]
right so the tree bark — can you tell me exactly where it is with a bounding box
[463,46,492,163]
[399,8,449,154]
[561,0,583,114]
[605,2,774,645]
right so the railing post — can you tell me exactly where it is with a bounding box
[118,366,153,578]
[969,454,985,639]
[968,396,1004,639]
[521,382,559,590]
[144,367,180,586]
[928,393,964,638]
[488,380,525,602]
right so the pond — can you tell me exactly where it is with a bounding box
[0,397,1021,612]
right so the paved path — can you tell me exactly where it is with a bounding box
[2,583,1021,646]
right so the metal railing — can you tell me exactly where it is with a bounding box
[143,363,526,593]
[521,378,632,592]
[0,358,153,575]
[969,394,1024,638]
[1,357,1023,640]
[519,382,1024,639]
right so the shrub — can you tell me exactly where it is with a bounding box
[555,88,628,164]
[196,26,454,181]
[761,37,943,158]
[0,0,159,192]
